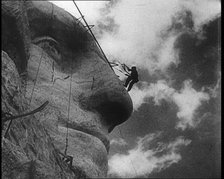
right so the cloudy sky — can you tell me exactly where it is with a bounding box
[51,0,221,178]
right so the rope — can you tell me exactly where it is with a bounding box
[110,63,119,67]
[114,67,130,76]
[3,101,49,123]
[4,120,13,138]
[5,6,51,137]
[4,46,45,137]
[118,127,138,177]
[51,61,54,82]
[111,62,130,76]
[121,63,131,74]
[64,66,73,155]
[29,48,44,105]
[72,0,134,81]
[3,101,49,138]
[30,2,54,105]
[72,0,114,72]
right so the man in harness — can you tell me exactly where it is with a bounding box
[124,66,139,91]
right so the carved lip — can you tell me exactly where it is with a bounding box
[65,123,110,152]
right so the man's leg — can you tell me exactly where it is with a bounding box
[124,76,132,87]
[127,80,136,91]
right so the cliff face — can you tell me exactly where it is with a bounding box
[2,51,77,178]
[2,1,133,178]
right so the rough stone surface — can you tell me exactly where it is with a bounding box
[2,51,76,179]
[2,1,133,178]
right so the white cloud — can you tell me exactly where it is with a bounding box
[129,80,210,130]
[129,80,174,110]
[207,71,221,98]
[108,132,191,178]
[172,80,210,130]
[155,35,180,72]
[110,138,128,146]
[128,80,173,110]
[180,0,221,31]
[98,0,181,74]
[127,82,150,110]
[51,0,220,75]
[97,0,220,74]
[50,1,106,24]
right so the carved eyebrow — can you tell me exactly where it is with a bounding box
[32,36,59,45]
[27,1,92,51]
[27,1,105,62]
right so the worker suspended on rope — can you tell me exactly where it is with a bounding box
[123,65,139,91]
[109,62,139,91]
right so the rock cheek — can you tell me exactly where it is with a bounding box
[1,51,77,179]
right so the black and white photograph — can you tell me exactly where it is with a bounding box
[2,0,221,178]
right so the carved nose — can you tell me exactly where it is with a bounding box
[78,72,133,133]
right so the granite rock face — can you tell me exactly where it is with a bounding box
[2,51,76,179]
[2,1,133,178]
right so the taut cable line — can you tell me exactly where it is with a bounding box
[72,0,114,72]
[29,48,44,105]
[64,65,73,156]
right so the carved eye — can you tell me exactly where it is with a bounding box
[32,36,61,60]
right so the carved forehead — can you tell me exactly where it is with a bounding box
[2,0,104,72]
[27,1,75,27]
[26,1,93,49]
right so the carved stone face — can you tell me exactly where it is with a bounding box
[2,1,132,177]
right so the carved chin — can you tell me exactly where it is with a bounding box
[58,126,108,177]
